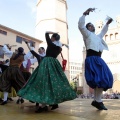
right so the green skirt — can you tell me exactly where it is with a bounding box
[18,57,77,104]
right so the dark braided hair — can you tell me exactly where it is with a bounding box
[13,47,24,60]
[52,33,60,41]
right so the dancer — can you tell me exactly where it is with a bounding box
[0,44,33,105]
[0,59,17,102]
[25,41,46,64]
[18,31,77,113]
[17,43,45,105]
[23,41,46,106]
[78,8,113,110]
[19,44,36,83]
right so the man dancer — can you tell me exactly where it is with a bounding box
[78,8,113,110]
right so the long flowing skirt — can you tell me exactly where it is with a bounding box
[18,57,77,104]
[85,56,113,91]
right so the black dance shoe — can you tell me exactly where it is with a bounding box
[51,104,59,110]
[35,106,48,113]
[0,98,3,102]
[91,100,108,110]
[20,98,24,104]
[35,107,44,113]
[16,99,20,104]
[7,97,13,101]
[99,102,108,110]
[1,101,7,105]
[44,106,48,111]
[36,103,39,107]
[16,98,24,104]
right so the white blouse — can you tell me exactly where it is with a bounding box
[22,53,46,68]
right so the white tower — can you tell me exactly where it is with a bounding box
[36,0,69,78]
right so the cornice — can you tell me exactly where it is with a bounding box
[58,0,68,9]
[36,18,68,27]
[0,24,42,43]
[107,61,120,64]
[37,0,67,9]
[106,40,120,45]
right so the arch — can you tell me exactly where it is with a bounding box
[115,32,119,39]
[110,34,114,40]
[105,35,109,41]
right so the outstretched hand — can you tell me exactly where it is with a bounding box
[25,41,28,44]
[23,40,28,44]
[106,18,113,25]
[83,8,95,16]
[5,44,10,49]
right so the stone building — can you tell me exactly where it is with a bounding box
[0,24,42,72]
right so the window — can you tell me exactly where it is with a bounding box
[29,40,35,47]
[0,29,7,35]
[115,33,119,39]
[0,47,4,58]
[16,36,22,43]
[16,36,35,47]
[110,34,114,40]
[98,26,100,28]
[105,35,109,41]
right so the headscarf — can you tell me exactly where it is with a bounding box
[52,41,62,48]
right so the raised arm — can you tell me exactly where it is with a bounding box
[45,31,58,46]
[30,50,41,62]
[78,8,94,38]
[98,18,113,38]
[45,33,51,45]
[24,41,34,51]
[2,45,13,58]
[23,41,35,60]
[24,40,41,62]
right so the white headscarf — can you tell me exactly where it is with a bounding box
[52,41,62,48]
[39,52,46,57]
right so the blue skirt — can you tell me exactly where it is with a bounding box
[85,56,113,91]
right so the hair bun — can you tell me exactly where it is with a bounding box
[52,33,60,40]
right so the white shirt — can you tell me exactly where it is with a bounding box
[78,15,109,52]
[2,45,34,60]
[22,58,36,68]
[22,53,46,68]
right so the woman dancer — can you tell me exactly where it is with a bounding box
[18,31,77,113]
[0,44,33,105]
